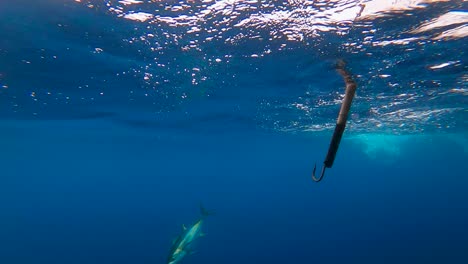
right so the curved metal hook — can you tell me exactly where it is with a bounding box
[312,163,327,182]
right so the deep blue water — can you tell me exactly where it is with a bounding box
[1,1,468,264]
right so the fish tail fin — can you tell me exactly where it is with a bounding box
[200,204,215,217]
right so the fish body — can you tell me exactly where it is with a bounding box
[167,206,212,264]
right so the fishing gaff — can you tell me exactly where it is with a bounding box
[312,60,357,182]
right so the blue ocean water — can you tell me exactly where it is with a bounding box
[1,1,467,264]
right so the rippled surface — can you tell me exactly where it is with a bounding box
[0,0,467,134]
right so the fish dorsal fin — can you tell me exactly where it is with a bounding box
[172,235,181,245]
[182,224,187,231]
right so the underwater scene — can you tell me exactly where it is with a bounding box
[0,0,467,263]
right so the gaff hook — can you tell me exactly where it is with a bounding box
[312,163,327,182]
[312,60,357,182]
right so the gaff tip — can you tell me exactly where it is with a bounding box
[312,163,326,182]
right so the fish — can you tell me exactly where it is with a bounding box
[167,205,213,264]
